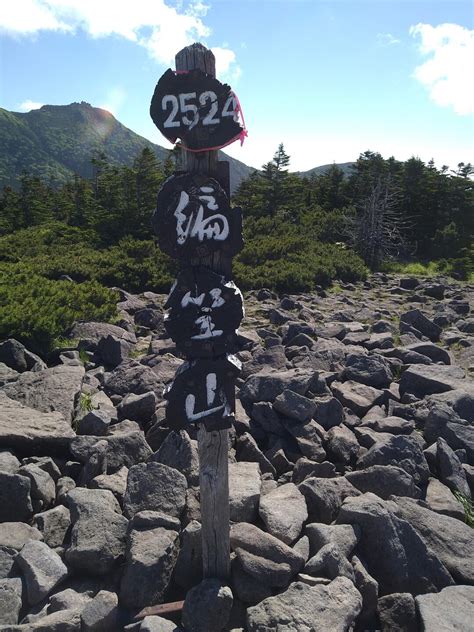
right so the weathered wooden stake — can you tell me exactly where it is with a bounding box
[175,42,231,580]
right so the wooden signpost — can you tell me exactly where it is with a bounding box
[150,43,246,582]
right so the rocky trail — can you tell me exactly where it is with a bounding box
[0,273,473,631]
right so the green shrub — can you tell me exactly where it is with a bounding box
[0,270,118,355]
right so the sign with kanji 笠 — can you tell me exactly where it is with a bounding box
[165,267,244,358]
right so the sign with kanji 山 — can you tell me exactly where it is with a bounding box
[153,173,243,260]
[150,68,246,152]
[164,355,241,432]
[165,267,244,358]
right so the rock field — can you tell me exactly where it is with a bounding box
[0,273,473,631]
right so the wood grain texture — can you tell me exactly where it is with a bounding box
[175,42,231,581]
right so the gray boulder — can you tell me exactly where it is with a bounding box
[104,360,164,396]
[90,466,129,503]
[239,369,316,405]
[436,437,471,498]
[377,593,417,632]
[391,496,474,584]
[77,410,111,436]
[273,389,317,423]
[425,478,465,520]
[97,334,131,367]
[400,309,441,341]
[140,616,182,632]
[70,431,152,472]
[312,396,344,430]
[173,521,202,590]
[81,590,119,631]
[18,463,56,512]
[357,435,430,486]
[258,483,307,544]
[0,578,22,625]
[117,391,157,424]
[345,465,419,499]
[151,430,199,486]
[331,380,385,416]
[416,585,474,632]
[0,393,75,454]
[299,476,360,523]
[70,321,136,349]
[0,338,45,372]
[120,525,179,608]
[0,546,16,579]
[399,364,466,398]
[229,462,261,523]
[33,505,71,549]
[231,557,272,605]
[16,540,68,605]
[0,451,20,474]
[123,461,187,519]
[325,425,359,464]
[1,365,84,423]
[0,522,42,551]
[181,579,233,632]
[343,353,393,388]
[337,493,453,595]
[246,577,362,632]
[65,488,128,575]
[0,471,33,522]
[230,522,305,588]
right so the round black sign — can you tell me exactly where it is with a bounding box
[165,267,243,358]
[150,68,245,151]
[153,173,243,260]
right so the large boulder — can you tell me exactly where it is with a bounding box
[337,494,453,596]
[151,430,199,486]
[181,578,233,632]
[16,540,68,605]
[331,380,385,417]
[416,585,474,632]
[246,577,362,632]
[120,522,180,608]
[1,365,85,423]
[65,488,128,575]
[70,431,152,472]
[299,476,360,523]
[123,461,188,519]
[0,393,75,454]
[0,578,22,625]
[229,462,261,523]
[391,496,474,585]
[104,360,164,396]
[0,471,33,522]
[239,369,316,406]
[399,364,466,398]
[343,353,393,388]
[230,522,305,588]
[0,339,45,372]
[356,435,430,487]
[258,483,307,545]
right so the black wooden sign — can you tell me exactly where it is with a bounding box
[165,267,243,358]
[150,69,244,151]
[153,173,243,260]
[164,355,242,431]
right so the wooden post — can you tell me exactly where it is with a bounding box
[175,43,231,581]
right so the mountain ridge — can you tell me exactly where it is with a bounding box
[0,102,354,192]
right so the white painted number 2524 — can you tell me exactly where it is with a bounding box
[162,92,238,129]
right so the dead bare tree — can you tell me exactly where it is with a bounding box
[345,176,408,270]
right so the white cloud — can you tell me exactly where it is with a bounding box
[376,33,400,46]
[0,0,237,71]
[211,47,241,82]
[410,23,474,115]
[18,100,44,111]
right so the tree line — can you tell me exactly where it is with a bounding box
[0,144,472,273]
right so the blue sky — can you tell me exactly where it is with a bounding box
[1,0,473,171]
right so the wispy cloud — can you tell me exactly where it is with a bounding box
[376,33,400,47]
[18,100,44,111]
[0,0,240,79]
[410,23,474,116]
